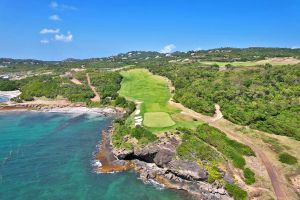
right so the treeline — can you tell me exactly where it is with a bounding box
[0,79,19,91]
[148,64,300,140]
[16,75,94,102]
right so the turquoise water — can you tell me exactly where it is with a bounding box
[0,96,9,103]
[0,111,185,200]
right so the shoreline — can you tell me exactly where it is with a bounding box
[95,127,233,200]
[0,103,123,116]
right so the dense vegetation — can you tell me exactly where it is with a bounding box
[148,64,300,140]
[225,183,247,200]
[177,124,254,170]
[75,70,122,104]
[243,168,256,185]
[19,76,95,102]
[0,79,19,91]
[176,128,221,162]
[279,153,298,165]
[112,122,158,149]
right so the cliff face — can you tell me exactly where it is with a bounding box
[112,132,233,200]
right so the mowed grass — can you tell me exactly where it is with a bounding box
[119,68,202,132]
[144,112,176,128]
[119,69,178,114]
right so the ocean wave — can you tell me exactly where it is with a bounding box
[92,160,102,167]
[144,179,165,190]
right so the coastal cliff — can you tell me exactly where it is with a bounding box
[97,127,233,200]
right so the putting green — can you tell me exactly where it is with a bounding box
[144,112,175,128]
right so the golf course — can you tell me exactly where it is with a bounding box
[119,69,201,131]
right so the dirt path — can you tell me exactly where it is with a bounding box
[70,78,82,85]
[86,73,100,102]
[170,100,287,200]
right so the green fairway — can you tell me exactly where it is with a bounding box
[119,69,178,114]
[119,68,201,132]
[144,112,176,128]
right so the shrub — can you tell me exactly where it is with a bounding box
[279,153,297,165]
[225,183,247,200]
[206,164,222,183]
[243,168,255,185]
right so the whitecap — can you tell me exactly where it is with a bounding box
[92,160,102,167]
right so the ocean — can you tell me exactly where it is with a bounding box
[0,111,185,200]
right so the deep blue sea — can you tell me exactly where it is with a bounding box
[0,111,185,200]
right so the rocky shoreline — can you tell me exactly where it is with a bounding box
[96,127,234,200]
[0,104,122,117]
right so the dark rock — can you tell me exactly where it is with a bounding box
[134,146,158,163]
[113,149,134,160]
[167,160,208,181]
[153,149,174,167]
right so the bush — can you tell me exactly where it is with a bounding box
[206,164,222,183]
[279,153,298,165]
[243,168,255,185]
[131,126,158,145]
[225,183,247,200]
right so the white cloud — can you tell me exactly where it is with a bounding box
[160,44,176,54]
[40,39,49,44]
[50,1,58,9]
[49,14,61,21]
[291,46,299,49]
[40,28,60,34]
[50,1,78,11]
[195,47,202,51]
[54,32,73,42]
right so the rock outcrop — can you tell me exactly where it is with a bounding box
[112,132,233,200]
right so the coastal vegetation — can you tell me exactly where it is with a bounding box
[176,125,256,185]
[148,64,300,140]
[0,79,19,91]
[75,70,122,103]
[225,183,247,200]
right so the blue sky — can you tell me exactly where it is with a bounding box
[0,0,299,60]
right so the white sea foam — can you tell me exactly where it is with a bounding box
[144,179,165,190]
[92,160,102,167]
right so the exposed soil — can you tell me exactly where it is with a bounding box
[70,78,82,85]
[86,73,100,102]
